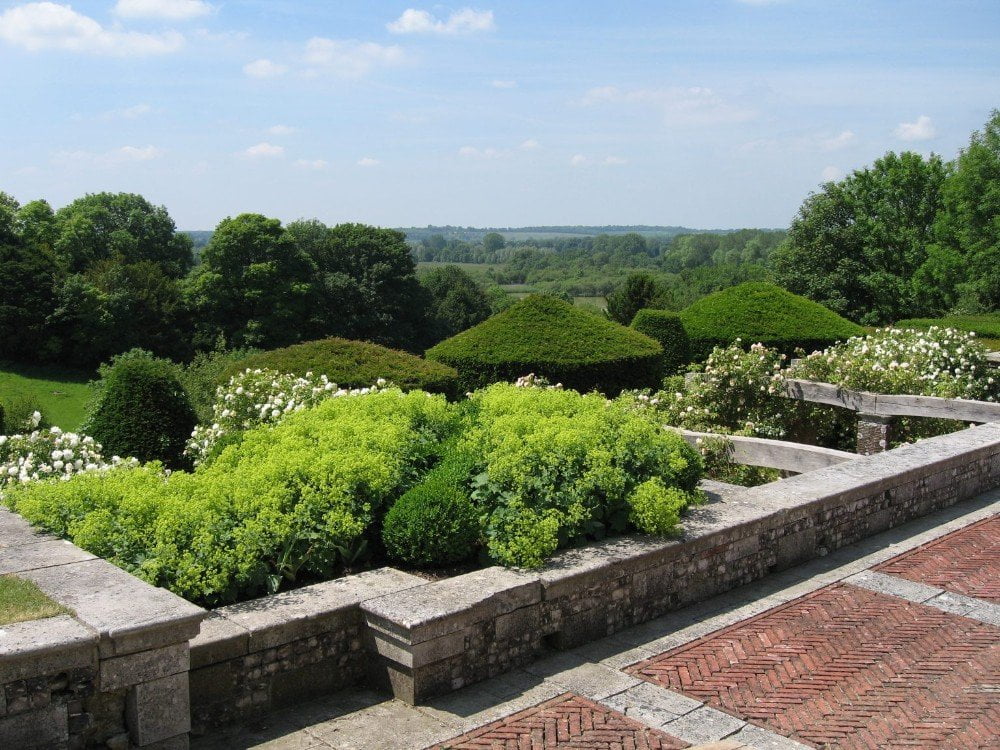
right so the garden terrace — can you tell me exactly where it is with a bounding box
[4,417,1000,746]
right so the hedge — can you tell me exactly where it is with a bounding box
[894,314,1000,341]
[220,337,460,398]
[630,309,691,375]
[680,282,863,361]
[425,295,664,394]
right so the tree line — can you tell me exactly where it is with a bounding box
[0,195,494,370]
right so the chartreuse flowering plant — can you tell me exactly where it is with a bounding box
[185,368,390,465]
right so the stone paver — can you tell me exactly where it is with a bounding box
[428,692,690,749]
[874,514,1000,602]
[192,496,1000,750]
[628,583,1000,749]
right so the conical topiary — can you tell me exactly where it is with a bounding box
[425,294,663,393]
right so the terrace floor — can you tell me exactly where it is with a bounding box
[192,493,1000,750]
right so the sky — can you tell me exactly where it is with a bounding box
[1,1,998,230]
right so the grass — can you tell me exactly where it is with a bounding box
[0,575,70,626]
[0,362,93,432]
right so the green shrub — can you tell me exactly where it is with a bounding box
[1,395,45,433]
[8,389,458,606]
[382,453,480,567]
[0,401,4,434]
[627,478,688,535]
[680,282,864,361]
[82,350,196,469]
[459,383,703,567]
[426,295,664,394]
[630,309,691,375]
[222,338,459,399]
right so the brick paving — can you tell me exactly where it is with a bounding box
[874,514,1000,602]
[628,583,1000,749]
[429,692,690,749]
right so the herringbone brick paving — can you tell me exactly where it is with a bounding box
[628,584,1000,750]
[874,514,1000,602]
[429,692,690,749]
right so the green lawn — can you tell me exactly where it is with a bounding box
[0,575,70,626]
[0,362,93,432]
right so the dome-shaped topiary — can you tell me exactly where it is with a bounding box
[679,282,864,361]
[382,455,480,567]
[82,350,197,469]
[220,337,459,399]
[630,309,691,375]
[425,295,664,394]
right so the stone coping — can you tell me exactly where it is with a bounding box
[0,614,97,683]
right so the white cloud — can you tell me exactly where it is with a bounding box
[602,155,627,166]
[304,38,404,78]
[357,157,380,167]
[821,165,843,182]
[894,115,936,142]
[294,159,327,170]
[387,8,495,35]
[820,130,856,151]
[519,139,540,150]
[114,0,212,20]
[569,154,588,167]
[492,79,516,89]
[458,145,503,159]
[0,2,184,56]
[243,142,284,158]
[244,58,287,78]
[268,124,296,136]
[581,85,754,126]
[52,144,163,166]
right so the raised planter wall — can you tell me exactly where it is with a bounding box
[4,422,1000,745]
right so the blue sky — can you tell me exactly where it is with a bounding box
[1,0,998,230]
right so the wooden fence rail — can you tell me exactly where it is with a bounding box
[672,428,856,473]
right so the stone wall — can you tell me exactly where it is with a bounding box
[188,568,424,735]
[0,510,204,749]
[361,422,1000,703]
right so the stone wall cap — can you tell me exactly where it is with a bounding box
[362,567,540,643]
[188,612,250,669]
[0,614,97,683]
[0,508,56,549]
[213,567,425,651]
[20,558,205,657]
[0,538,96,575]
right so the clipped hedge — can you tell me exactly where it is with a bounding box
[630,309,691,375]
[221,338,460,398]
[82,350,196,469]
[680,282,863,361]
[894,314,1000,341]
[426,295,664,394]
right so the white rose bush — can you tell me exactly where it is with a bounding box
[0,426,138,495]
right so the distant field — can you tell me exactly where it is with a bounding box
[0,363,93,432]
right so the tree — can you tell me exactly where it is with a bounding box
[605,272,669,325]
[187,214,316,350]
[420,265,491,343]
[771,151,947,324]
[0,195,61,361]
[53,192,193,278]
[287,220,430,350]
[482,232,505,253]
[930,109,1000,310]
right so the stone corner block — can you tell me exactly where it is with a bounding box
[126,672,190,746]
[100,642,189,692]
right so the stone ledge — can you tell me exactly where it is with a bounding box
[189,613,249,670]
[19,558,205,658]
[0,615,97,684]
[0,508,56,549]
[208,567,424,653]
[362,567,540,644]
[0,538,96,575]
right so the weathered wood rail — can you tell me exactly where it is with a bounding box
[782,378,1000,423]
[672,428,856,473]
